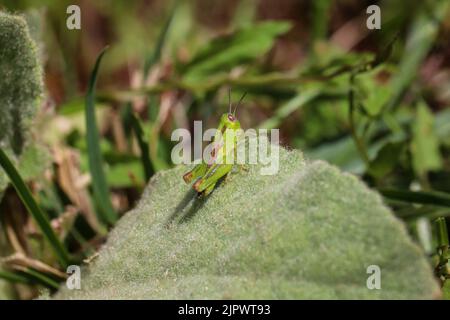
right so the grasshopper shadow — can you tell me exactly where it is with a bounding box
[178,194,208,223]
[165,189,208,225]
[165,179,225,226]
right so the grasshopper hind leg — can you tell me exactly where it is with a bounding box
[198,182,217,197]
[183,162,208,184]
[193,164,233,195]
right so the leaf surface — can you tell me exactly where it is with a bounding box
[54,141,439,299]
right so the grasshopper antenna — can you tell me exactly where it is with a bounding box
[228,87,232,114]
[233,92,247,116]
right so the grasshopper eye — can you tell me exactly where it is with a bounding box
[227,114,235,122]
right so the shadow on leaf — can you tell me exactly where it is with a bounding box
[165,179,226,225]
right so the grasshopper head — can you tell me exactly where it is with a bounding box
[221,113,241,130]
[223,90,245,130]
[220,90,247,130]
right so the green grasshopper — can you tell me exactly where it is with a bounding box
[183,91,247,196]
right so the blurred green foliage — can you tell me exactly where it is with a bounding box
[0,0,450,298]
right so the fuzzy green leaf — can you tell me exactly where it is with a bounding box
[0,11,44,193]
[54,142,438,299]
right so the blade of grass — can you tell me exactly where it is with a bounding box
[85,47,118,225]
[143,0,179,79]
[0,267,60,289]
[379,188,450,208]
[21,268,60,290]
[0,148,70,268]
[348,72,370,168]
[0,269,32,285]
[1,267,59,289]
[394,205,450,220]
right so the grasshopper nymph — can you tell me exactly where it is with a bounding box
[183,91,246,197]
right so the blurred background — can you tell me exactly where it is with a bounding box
[0,0,449,299]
